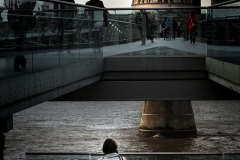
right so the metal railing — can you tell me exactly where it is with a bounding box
[25,152,240,160]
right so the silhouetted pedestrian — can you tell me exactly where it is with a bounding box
[85,0,108,27]
[147,14,157,43]
[172,18,178,39]
[5,0,36,72]
[187,11,197,44]
[58,0,76,51]
[98,138,127,160]
[162,17,171,40]
[85,0,108,53]
[135,9,149,45]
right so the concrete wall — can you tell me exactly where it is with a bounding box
[206,57,240,94]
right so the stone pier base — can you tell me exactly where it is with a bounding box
[139,101,197,138]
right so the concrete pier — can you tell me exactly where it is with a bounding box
[139,100,197,138]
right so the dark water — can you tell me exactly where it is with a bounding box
[4,101,240,160]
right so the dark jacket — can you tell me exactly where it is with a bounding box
[86,0,104,8]
[5,0,36,32]
[135,11,149,26]
[85,0,108,26]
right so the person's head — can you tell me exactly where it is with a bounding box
[102,138,118,154]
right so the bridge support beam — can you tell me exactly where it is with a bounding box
[139,101,197,138]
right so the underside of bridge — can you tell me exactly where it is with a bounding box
[54,74,240,138]
[54,51,240,138]
[54,79,240,101]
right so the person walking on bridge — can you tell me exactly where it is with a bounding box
[85,0,108,27]
[85,0,108,53]
[4,0,36,72]
[187,10,197,44]
[135,9,149,45]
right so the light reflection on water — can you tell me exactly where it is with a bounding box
[4,101,240,160]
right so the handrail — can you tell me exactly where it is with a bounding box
[206,15,240,20]
[209,0,240,8]
[25,152,240,156]
[108,19,136,25]
[105,5,240,10]
[24,152,240,160]
[39,0,106,10]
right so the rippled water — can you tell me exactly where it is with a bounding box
[4,101,240,160]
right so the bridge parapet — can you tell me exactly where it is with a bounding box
[0,59,103,119]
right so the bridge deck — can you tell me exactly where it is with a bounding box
[103,37,207,57]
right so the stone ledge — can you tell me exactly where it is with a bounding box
[206,57,240,85]
[208,73,240,94]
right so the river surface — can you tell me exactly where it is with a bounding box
[3,101,240,159]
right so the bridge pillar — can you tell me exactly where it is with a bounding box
[139,101,197,138]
